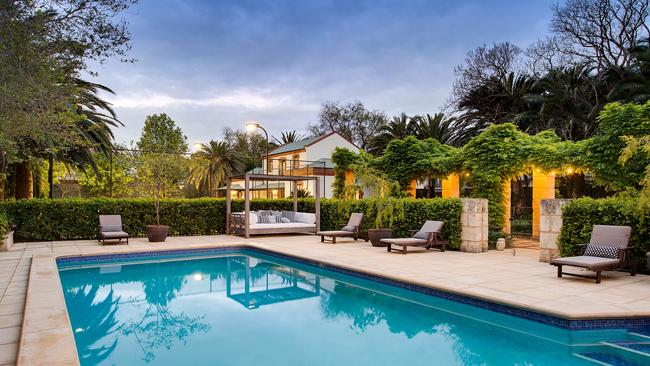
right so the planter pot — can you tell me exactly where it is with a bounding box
[146,225,169,242]
[496,238,506,251]
[367,228,392,247]
[1,231,14,251]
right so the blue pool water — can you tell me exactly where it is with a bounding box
[58,250,650,366]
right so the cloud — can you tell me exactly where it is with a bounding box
[109,89,307,110]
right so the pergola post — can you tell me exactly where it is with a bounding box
[532,170,555,238]
[315,177,321,232]
[244,174,250,238]
[441,174,460,198]
[292,181,298,212]
[407,179,417,198]
[226,178,232,235]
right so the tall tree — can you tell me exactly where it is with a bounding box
[222,127,272,172]
[609,39,650,102]
[550,0,650,73]
[309,101,387,150]
[368,114,416,155]
[273,131,305,145]
[188,141,246,197]
[412,113,469,147]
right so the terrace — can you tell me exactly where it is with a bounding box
[0,234,648,365]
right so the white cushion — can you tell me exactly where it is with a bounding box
[294,212,316,224]
[234,212,258,224]
[249,222,316,229]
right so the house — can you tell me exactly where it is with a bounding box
[224,132,360,199]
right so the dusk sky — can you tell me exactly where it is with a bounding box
[92,0,557,147]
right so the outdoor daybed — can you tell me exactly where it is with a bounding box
[229,211,317,236]
[380,220,447,254]
[550,224,635,284]
[316,212,364,243]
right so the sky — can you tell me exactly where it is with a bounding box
[91,0,557,148]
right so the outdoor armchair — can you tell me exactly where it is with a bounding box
[98,215,130,245]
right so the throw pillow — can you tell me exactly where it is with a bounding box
[258,214,272,224]
[280,217,291,223]
[412,231,429,240]
[584,244,619,259]
[282,210,296,222]
[342,225,355,232]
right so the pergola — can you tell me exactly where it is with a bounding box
[225,173,321,238]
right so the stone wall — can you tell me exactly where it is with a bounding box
[460,198,489,253]
[539,199,572,262]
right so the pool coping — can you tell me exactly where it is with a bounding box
[17,243,650,365]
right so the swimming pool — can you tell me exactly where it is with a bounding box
[58,248,650,366]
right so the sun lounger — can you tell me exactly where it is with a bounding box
[317,213,364,243]
[98,215,129,245]
[380,220,447,254]
[550,224,635,283]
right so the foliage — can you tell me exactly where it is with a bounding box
[558,196,650,260]
[331,147,360,198]
[77,147,137,198]
[0,210,8,235]
[273,131,305,145]
[620,134,650,204]
[583,102,650,190]
[609,39,650,103]
[309,101,387,151]
[222,127,272,172]
[137,114,188,225]
[1,197,462,248]
[188,141,245,197]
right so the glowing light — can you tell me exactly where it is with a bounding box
[464,173,470,177]
[193,273,203,281]
[566,167,573,174]
[550,171,556,176]
[245,121,260,132]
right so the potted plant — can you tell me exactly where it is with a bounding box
[137,114,189,243]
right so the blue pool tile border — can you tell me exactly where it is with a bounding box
[55,246,650,331]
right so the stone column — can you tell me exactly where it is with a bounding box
[539,199,571,262]
[441,174,460,198]
[460,198,489,253]
[502,179,511,234]
[532,170,555,238]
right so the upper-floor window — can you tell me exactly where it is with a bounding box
[279,158,287,175]
[292,154,300,168]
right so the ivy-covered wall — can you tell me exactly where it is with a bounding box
[1,197,462,248]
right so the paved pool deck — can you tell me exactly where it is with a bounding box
[1,234,650,365]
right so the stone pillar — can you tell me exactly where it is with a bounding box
[407,179,417,198]
[532,170,555,238]
[502,179,511,234]
[539,199,571,262]
[441,174,460,198]
[460,198,489,253]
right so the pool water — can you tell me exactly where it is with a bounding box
[58,251,650,366]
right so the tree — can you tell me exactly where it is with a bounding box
[550,0,650,73]
[368,113,416,155]
[412,113,468,147]
[609,39,650,102]
[450,42,524,108]
[222,127,274,172]
[273,131,305,145]
[188,141,246,197]
[137,114,188,225]
[309,101,387,150]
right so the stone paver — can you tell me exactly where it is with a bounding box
[0,234,646,365]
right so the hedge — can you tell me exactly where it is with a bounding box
[557,197,650,260]
[0,197,462,248]
[0,210,8,236]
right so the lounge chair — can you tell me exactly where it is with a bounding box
[551,225,635,284]
[381,220,447,254]
[317,213,364,243]
[98,215,129,245]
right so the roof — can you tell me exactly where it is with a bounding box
[267,135,322,156]
[267,131,358,156]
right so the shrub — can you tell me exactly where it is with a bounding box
[0,210,8,236]
[558,197,650,260]
[0,197,462,248]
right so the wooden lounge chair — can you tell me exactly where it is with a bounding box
[551,225,635,284]
[98,215,129,245]
[381,220,447,254]
[317,213,364,244]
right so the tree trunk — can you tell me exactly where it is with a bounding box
[14,161,33,199]
[48,155,54,199]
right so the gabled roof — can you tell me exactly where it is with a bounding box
[267,131,358,156]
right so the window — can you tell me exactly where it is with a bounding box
[292,154,300,168]
[279,158,287,175]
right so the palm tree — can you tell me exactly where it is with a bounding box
[609,39,650,103]
[412,113,472,147]
[368,113,416,155]
[189,141,246,197]
[13,77,122,199]
[273,130,305,145]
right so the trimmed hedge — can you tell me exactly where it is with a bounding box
[0,210,8,236]
[0,197,462,249]
[558,197,650,260]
